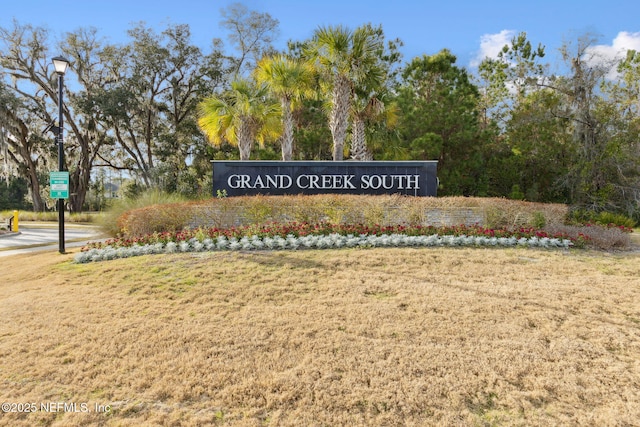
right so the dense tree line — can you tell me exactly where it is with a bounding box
[1,4,638,220]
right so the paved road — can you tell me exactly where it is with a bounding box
[0,223,105,257]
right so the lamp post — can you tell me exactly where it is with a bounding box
[52,56,69,254]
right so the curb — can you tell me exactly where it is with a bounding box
[0,231,21,238]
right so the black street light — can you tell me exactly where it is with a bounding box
[52,56,69,254]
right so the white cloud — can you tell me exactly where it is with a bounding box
[584,31,640,79]
[469,30,640,79]
[470,30,516,68]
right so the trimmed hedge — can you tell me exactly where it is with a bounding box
[117,202,196,237]
[114,195,569,238]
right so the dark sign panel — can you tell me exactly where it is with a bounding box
[212,161,438,197]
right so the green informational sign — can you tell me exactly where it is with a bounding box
[50,171,70,199]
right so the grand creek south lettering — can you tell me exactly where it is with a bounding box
[212,160,438,196]
[227,174,421,190]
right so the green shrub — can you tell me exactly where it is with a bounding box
[532,211,547,229]
[595,212,636,229]
[567,208,636,229]
[567,208,586,225]
[509,184,525,200]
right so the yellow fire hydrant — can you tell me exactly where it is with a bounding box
[12,210,18,232]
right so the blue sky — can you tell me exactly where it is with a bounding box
[2,0,640,71]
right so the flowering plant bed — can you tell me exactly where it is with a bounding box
[75,222,577,263]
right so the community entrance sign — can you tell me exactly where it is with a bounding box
[212,161,438,197]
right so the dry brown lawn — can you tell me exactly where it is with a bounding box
[1,245,639,426]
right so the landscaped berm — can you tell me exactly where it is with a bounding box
[1,196,639,426]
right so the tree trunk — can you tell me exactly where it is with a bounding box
[329,76,351,161]
[3,116,46,211]
[350,116,372,161]
[281,97,294,161]
[65,117,98,212]
[237,118,253,160]
[69,160,91,213]
[26,162,45,212]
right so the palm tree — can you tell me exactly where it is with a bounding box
[351,96,382,161]
[349,55,399,161]
[306,25,383,160]
[254,55,316,160]
[197,78,281,160]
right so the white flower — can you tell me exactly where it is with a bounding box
[216,236,229,249]
[299,235,315,247]
[273,236,287,249]
[73,227,576,264]
[346,236,360,247]
[286,235,300,249]
[251,237,265,249]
